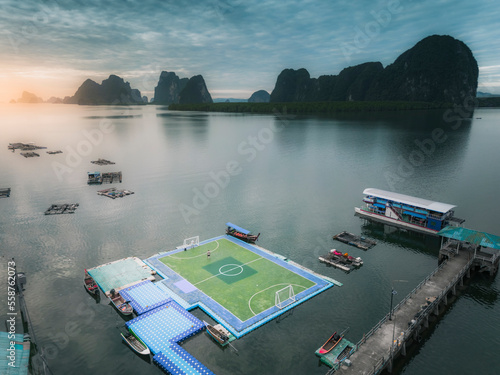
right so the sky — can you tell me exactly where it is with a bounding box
[1,0,499,102]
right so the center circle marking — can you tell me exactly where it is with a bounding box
[219,264,244,277]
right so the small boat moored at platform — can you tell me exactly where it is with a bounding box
[318,331,343,355]
[204,321,231,346]
[108,289,133,315]
[84,269,100,296]
[355,188,464,235]
[121,330,150,356]
[226,222,260,243]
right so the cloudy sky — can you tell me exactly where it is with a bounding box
[1,0,499,102]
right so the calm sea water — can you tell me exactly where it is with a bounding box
[0,104,499,375]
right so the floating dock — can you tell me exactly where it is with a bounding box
[319,250,363,272]
[333,231,376,250]
[0,188,10,198]
[319,255,352,272]
[91,158,115,165]
[97,187,134,199]
[316,337,356,368]
[87,171,122,184]
[8,142,46,151]
[87,257,156,295]
[44,203,79,215]
[20,152,40,158]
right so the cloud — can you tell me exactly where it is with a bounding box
[1,0,500,101]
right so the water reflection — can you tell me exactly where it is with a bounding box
[360,221,441,255]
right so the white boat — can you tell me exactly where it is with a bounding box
[121,331,150,356]
[355,188,464,235]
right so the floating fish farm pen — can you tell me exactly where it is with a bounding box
[333,231,376,250]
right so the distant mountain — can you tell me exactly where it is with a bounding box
[63,74,144,105]
[153,71,212,104]
[153,71,189,104]
[178,75,213,104]
[213,98,248,103]
[15,91,44,103]
[477,91,500,97]
[46,96,63,104]
[248,90,270,103]
[270,35,478,105]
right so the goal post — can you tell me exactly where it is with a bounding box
[179,236,199,249]
[275,285,296,309]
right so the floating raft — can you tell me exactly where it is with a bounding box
[97,187,134,199]
[91,158,115,165]
[20,152,40,158]
[88,171,122,184]
[8,142,46,151]
[315,337,356,368]
[319,250,363,272]
[333,231,376,250]
[46,150,63,154]
[319,256,352,272]
[44,203,79,215]
[0,188,10,198]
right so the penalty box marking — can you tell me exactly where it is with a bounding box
[166,240,221,260]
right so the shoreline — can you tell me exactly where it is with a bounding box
[167,101,454,114]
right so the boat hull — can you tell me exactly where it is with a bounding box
[84,271,100,296]
[121,332,150,356]
[355,207,439,236]
[318,332,342,355]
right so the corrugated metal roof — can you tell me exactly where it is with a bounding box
[363,188,456,213]
[438,226,500,250]
[0,332,29,374]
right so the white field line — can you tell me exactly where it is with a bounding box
[193,257,263,286]
[248,283,308,316]
[167,240,220,260]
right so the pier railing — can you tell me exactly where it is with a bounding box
[334,256,474,375]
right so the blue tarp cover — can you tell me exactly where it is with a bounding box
[226,222,250,235]
[373,203,386,209]
[404,211,426,219]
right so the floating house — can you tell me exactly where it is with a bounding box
[87,172,102,184]
[355,188,464,235]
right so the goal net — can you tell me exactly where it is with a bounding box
[180,236,199,249]
[275,285,296,309]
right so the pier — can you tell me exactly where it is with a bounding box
[328,226,500,374]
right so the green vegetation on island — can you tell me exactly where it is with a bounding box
[168,101,452,114]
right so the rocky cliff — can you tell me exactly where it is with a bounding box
[270,35,478,104]
[153,71,189,104]
[248,90,270,103]
[178,75,213,104]
[365,35,478,103]
[64,75,143,105]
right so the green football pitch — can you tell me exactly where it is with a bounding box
[159,238,316,321]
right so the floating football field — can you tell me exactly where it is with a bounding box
[145,235,333,336]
